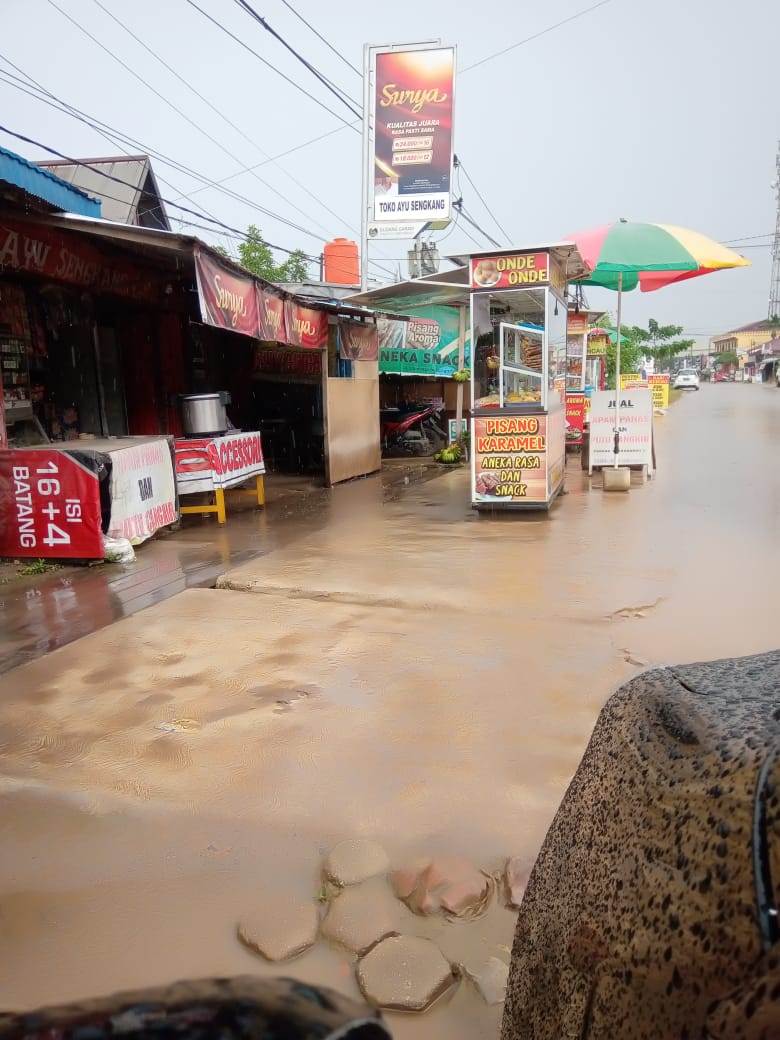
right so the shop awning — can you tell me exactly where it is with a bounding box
[0,146,101,217]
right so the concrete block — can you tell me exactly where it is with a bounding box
[602,467,631,492]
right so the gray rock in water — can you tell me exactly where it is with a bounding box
[324,839,390,886]
[463,957,510,1005]
[357,935,455,1012]
[237,897,319,962]
[320,879,399,954]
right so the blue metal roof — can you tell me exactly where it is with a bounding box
[0,146,101,217]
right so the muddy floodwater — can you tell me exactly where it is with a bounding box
[0,384,778,1038]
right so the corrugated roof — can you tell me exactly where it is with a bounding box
[36,155,170,229]
[0,146,101,217]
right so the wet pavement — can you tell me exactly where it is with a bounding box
[0,383,778,1038]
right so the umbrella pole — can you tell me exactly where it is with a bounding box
[613,271,623,467]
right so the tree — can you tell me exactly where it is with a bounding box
[715,350,739,367]
[624,319,695,367]
[235,224,310,283]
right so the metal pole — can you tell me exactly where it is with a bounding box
[613,271,623,467]
[455,304,466,445]
[360,44,372,292]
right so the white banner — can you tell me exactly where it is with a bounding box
[174,431,265,496]
[588,389,654,471]
[107,438,178,544]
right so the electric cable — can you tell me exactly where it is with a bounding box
[232,0,362,117]
[278,0,361,77]
[454,156,511,246]
[462,0,614,72]
[183,0,360,132]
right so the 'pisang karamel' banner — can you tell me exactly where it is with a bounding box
[472,415,548,505]
[372,47,455,224]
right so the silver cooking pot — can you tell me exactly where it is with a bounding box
[179,392,231,436]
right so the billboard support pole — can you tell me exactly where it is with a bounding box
[360,43,372,292]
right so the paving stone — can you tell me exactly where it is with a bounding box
[320,878,398,954]
[391,856,492,919]
[323,839,390,886]
[357,935,455,1012]
[237,897,318,962]
[462,956,509,1005]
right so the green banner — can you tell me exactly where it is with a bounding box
[378,305,469,377]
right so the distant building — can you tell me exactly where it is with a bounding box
[710,319,777,361]
[36,154,170,230]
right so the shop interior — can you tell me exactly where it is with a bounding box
[471,287,567,410]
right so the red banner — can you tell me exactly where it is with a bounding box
[175,431,265,495]
[254,348,322,377]
[0,218,161,304]
[567,313,588,335]
[194,250,260,336]
[0,449,104,558]
[284,301,328,349]
[339,321,378,361]
[257,289,287,343]
[471,252,550,290]
[565,393,586,446]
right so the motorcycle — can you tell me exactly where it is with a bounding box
[380,400,446,456]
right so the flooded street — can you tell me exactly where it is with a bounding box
[1,383,778,1038]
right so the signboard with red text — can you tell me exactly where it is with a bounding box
[174,431,265,495]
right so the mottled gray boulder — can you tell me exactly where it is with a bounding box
[321,879,399,954]
[324,840,390,886]
[0,976,391,1039]
[357,935,455,1012]
[501,651,780,1040]
[237,897,319,962]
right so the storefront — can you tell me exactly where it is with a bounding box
[349,242,586,509]
[565,310,606,449]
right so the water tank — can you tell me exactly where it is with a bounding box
[324,238,359,286]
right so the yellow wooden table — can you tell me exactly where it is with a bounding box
[175,432,266,524]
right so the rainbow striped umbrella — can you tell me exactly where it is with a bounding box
[565,220,749,470]
[570,220,750,292]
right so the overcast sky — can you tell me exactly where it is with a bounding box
[1,0,778,346]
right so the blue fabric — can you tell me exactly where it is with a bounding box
[0,146,101,217]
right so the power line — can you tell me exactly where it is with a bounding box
[454,155,511,246]
[183,0,360,133]
[277,0,361,77]
[85,0,347,240]
[462,0,614,72]
[0,124,319,261]
[453,200,503,249]
[232,0,362,117]
[0,65,331,245]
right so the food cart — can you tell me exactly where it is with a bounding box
[469,245,586,510]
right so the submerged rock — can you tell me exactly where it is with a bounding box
[391,856,492,919]
[323,839,390,886]
[357,935,455,1012]
[237,897,319,962]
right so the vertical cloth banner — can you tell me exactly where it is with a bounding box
[283,301,328,349]
[257,288,287,343]
[194,250,260,336]
[339,321,379,361]
[372,47,455,224]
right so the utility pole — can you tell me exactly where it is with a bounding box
[770,140,780,320]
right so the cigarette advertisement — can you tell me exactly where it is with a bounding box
[372,47,455,224]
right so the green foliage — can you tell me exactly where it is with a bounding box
[236,224,310,283]
[18,558,53,576]
[212,245,230,258]
[625,318,695,364]
[715,350,739,366]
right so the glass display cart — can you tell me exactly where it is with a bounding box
[469,249,569,509]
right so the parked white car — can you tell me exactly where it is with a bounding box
[673,368,700,391]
